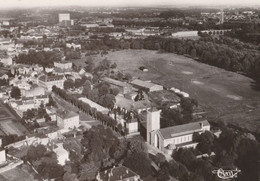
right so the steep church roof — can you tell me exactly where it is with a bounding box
[158,120,210,139]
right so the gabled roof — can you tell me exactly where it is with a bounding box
[131,79,161,89]
[39,75,64,82]
[102,77,132,88]
[159,120,210,139]
[98,166,139,181]
[56,110,78,119]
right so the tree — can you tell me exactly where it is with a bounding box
[99,94,115,109]
[44,114,51,122]
[79,162,99,181]
[10,86,21,99]
[110,88,120,96]
[172,148,196,169]
[82,80,92,96]
[111,62,117,69]
[64,79,74,90]
[125,73,132,81]
[193,131,215,154]
[23,109,35,120]
[46,95,57,107]
[123,152,151,178]
[38,103,46,118]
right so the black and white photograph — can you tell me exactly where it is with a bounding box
[0,0,259,180]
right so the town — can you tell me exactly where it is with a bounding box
[0,3,259,181]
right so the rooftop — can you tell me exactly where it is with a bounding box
[56,110,78,119]
[159,120,210,139]
[39,75,64,82]
[98,166,139,181]
[102,77,132,88]
[79,97,109,114]
[131,79,161,89]
[115,95,151,111]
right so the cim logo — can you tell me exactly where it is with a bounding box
[212,168,241,179]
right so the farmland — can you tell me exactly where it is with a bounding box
[87,49,260,132]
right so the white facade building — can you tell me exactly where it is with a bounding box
[147,108,210,155]
[59,14,70,22]
[38,75,65,91]
[56,110,79,129]
[53,143,69,166]
[54,62,72,69]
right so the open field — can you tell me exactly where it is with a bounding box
[0,164,38,181]
[0,102,28,136]
[87,49,260,132]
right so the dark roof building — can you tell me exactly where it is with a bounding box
[102,77,133,94]
[130,79,163,92]
[96,166,141,181]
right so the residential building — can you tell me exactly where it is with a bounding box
[54,61,72,69]
[130,79,163,92]
[38,75,65,91]
[66,43,81,50]
[146,108,210,155]
[172,31,198,38]
[34,95,49,106]
[0,149,6,164]
[59,13,70,23]
[96,166,141,181]
[53,143,69,166]
[56,110,79,129]
[46,107,57,121]
[22,86,45,98]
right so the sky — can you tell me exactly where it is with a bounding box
[0,0,259,8]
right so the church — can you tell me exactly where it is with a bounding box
[146,108,210,155]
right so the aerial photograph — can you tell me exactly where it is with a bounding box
[0,0,259,180]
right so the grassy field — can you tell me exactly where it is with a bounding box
[0,164,38,181]
[0,101,29,136]
[87,49,260,132]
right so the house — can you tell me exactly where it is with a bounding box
[172,31,198,38]
[146,108,210,155]
[46,107,57,121]
[54,61,72,70]
[0,73,8,80]
[96,166,141,181]
[102,77,133,94]
[22,86,45,98]
[53,143,69,166]
[38,75,65,91]
[130,79,163,92]
[45,67,54,73]
[15,100,35,111]
[34,95,49,106]
[56,110,79,129]
[66,43,81,50]
[0,149,6,164]
[0,57,12,66]
[9,78,31,91]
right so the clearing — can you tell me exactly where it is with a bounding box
[86,49,260,132]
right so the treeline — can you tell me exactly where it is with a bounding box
[14,50,62,67]
[52,86,128,135]
[157,127,260,181]
[112,19,183,28]
[83,35,260,89]
[227,22,260,44]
